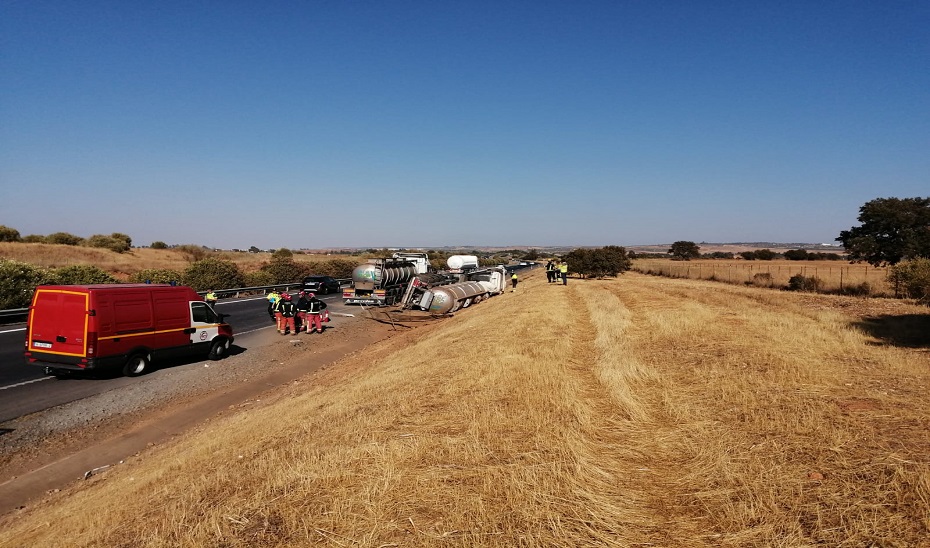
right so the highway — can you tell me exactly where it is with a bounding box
[0,293,344,423]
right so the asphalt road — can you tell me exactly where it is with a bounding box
[0,293,344,423]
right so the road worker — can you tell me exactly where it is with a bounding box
[205,289,218,309]
[267,289,280,321]
[304,292,328,334]
[511,272,519,292]
[277,293,297,335]
[295,291,310,333]
[545,261,555,283]
[559,262,568,285]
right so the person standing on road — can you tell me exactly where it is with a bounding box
[304,292,328,334]
[511,272,519,292]
[267,290,280,321]
[205,289,218,309]
[295,291,310,333]
[277,293,297,335]
[559,262,568,285]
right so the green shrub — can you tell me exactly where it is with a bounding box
[244,270,275,287]
[129,269,183,284]
[21,234,46,243]
[50,265,118,285]
[45,232,83,246]
[271,248,294,261]
[787,274,823,292]
[150,241,168,249]
[0,225,22,242]
[84,234,131,253]
[260,258,305,284]
[888,258,930,303]
[310,259,359,279]
[183,258,244,291]
[175,244,210,262]
[0,259,50,308]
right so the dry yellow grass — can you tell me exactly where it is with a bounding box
[0,243,349,280]
[634,258,892,295]
[1,272,928,546]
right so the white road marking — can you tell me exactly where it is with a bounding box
[0,376,52,391]
[0,327,25,334]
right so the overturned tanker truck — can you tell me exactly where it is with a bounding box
[343,252,431,306]
[344,253,509,315]
[398,255,508,315]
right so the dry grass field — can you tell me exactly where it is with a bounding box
[0,243,346,280]
[634,258,892,296]
[1,271,929,546]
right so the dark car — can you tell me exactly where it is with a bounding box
[302,275,342,295]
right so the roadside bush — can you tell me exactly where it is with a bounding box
[0,225,21,242]
[311,258,359,279]
[787,274,823,292]
[45,232,83,246]
[260,258,306,285]
[887,258,930,304]
[244,270,275,287]
[183,258,244,291]
[271,248,294,261]
[751,273,774,287]
[21,234,46,243]
[150,241,168,249]
[50,265,118,285]
[84,234,131,253]
[129,269,183,284]
[0,259,50,309]
[175,244,210,263]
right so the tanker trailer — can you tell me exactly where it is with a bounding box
[343,255,429,306]
[416,281,489,315]
[446,255,480,271]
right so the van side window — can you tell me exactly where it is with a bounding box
[191,302,218,324]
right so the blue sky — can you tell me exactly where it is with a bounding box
[1,1,927,250]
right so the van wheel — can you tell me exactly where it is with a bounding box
[123,354,149,377]
[208,339,228,360]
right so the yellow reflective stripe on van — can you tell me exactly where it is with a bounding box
[97,324,224,341]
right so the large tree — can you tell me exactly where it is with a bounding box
[837,197,930,266]
[668,241,701,260]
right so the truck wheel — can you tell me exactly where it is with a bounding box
[208,339,228,360]
[123,354,149,377]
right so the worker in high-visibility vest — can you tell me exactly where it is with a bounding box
[276,293,297,335]
[267,290,280,321]
[205,289,218,309]
[559,262,568,285]
[511,272,519,292]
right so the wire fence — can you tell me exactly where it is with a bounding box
[633,259,891,295]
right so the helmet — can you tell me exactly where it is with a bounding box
[307,292,315,298]
[298,290,306,296]
[282,293,292,300]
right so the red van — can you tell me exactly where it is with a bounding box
[24,284,234,377]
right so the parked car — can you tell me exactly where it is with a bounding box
[302,275,342,295]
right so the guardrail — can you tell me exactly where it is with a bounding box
[0,280,352,323]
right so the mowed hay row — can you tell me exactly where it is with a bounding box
[585,274,930,545]
[2,271,929,547]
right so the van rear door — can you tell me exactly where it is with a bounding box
[29,288,89,357]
